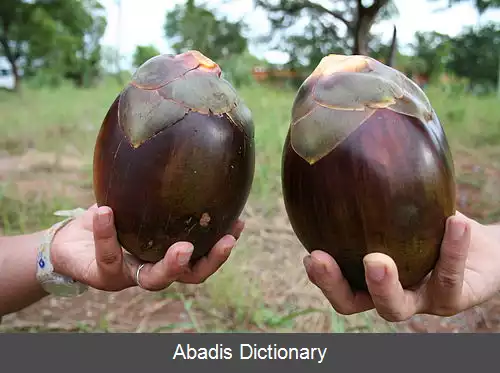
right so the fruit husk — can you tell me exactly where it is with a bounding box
[281,54,456,291]
[93,51,255,264]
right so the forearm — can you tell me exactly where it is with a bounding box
[0,231,49,317]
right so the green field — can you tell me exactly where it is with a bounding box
[1,78,500,333]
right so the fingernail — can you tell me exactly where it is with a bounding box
[303,255,312,271]
[365,260,386,282]
[97,208,111,225]
[221,235,236,247]
[449,219,466,242]
[311,255,327,275]
[177,245,194,266]
[213,235,235,257]
[224,247,232,257]
[223,243,233,256]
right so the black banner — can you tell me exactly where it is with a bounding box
[0,333,492,372]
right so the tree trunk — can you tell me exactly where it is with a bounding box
[0,19,21,92]
[11,59,20,92]
[353,16,371,55]
[1,48,21,92]
[353,0,390,56]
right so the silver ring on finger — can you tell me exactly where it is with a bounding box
[135,263,146,289]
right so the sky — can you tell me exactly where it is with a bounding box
[99,0,500,69]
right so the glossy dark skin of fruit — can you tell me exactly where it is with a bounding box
[281,54,456,291]
[93,50,255,264]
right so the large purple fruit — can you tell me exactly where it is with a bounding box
[281,54,456,291]
[93,50,255,264]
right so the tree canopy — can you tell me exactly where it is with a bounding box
[132,45,161,68]
[164,0,247,62]
[447,22,500,90]
[0,0,498,94]
[254,0,398,68]
[0,0,106,90]
[443,0,500,13]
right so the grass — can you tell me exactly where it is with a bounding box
[0,75,500,333]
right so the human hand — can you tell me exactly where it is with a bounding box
[49,204,244,292]
[303,211,500,321]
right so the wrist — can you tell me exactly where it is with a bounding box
[35,212,89,297]
[49,223,71,277]
[48,208,87,277]
[37,229,52,296]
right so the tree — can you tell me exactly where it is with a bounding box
[218,48,264,87]
[436,0,500,96]
[254,0,397,67]
[409,31,452,82]
[272,16,349,71]
[132,45,160,68]
[0,0,106,91]
[61,1,107,87]
[164,0,247,62]
[0,0,34,90]
[447,22,500,91]
[441,0,500,13]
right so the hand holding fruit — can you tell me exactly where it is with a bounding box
[51,204,244,292]
[279,54,500,321]
[303,211,500,321]
[93,50,254,266]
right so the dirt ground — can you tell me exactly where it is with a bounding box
[1,148,500,333]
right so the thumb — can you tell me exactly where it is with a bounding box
[93,206,124,278]
[428,213,470,315]
[363,253,420,321]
